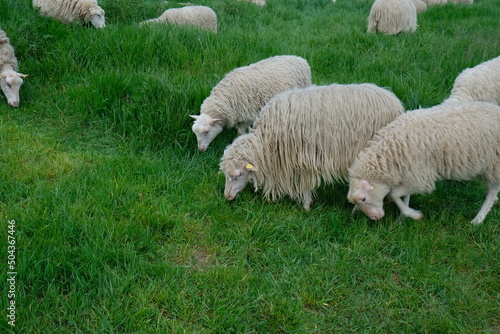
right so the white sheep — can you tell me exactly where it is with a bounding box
[33,0,105,28]
[444,56,500,105]
[347,101,500,225]
[220,83,405,211]
[411,0,428,14]
[367,0,418,35]
[0,29,27,108]
[140,6,217,33]
[191,55,312,152]
[236,0,266,7]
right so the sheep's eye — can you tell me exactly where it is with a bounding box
[203,130,209,135]
[361,198,366,203]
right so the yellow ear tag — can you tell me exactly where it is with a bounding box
[245,164,254,170]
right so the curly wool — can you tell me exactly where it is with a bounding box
[201,55,311,129]
[411,0,427,13]
[140,6,217,33]
[349,102,500,194]
[445,56,500,105]
[368,0,417,35]
[0,29,18,71]
[220,83,404,204]
[33,0,103,24]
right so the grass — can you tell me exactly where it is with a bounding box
[1,0,499,332]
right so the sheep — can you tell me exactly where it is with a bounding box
[220,83,405,211]
[368,0,417,35]
[347,101,500,225]
[32,0,105,28]
[444,56,500,105]
[191,55,312,152]
[448,0,473,3]
[411,0,428,14]
[0,29,27,108]
[236,0,266,7]
[140,6,217,33]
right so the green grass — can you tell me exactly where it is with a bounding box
[1,0,499,332]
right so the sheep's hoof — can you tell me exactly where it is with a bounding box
[470,218,484,225]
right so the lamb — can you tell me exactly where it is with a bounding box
[347,102,500,225]
[220,83,405,211]
[411,0,428,14]
[32,0,105,28]
[191,55,312,152]
[367,0,418,35]
[0,29,27,108]
[140,6,217,33]
[444,56,500,105]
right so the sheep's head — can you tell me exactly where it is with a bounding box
[347,178,390,221]
[190,114,223,152]
[221,161,258,201]
[88,6,105,28]
[0,70,26,108]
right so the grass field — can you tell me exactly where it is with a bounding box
[1,0,499,332]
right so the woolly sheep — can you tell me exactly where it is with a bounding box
[140,6,217,33]
[367,0,417,35]
[411,0,427,14]
[0,29,27,108]
[220,83,405,211]
[236,0,266,6]
[444,56,500,105]
[347,102,500,225]
[191,55,312,152]
[33,0,105,28]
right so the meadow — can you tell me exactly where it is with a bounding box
[0,0,499,332]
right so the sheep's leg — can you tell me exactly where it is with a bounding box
[471,182,500,225]
[397,195,411,220]
[390,185,423,221]
[303,192,313,212]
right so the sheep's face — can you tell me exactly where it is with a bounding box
[190,114,223,152]
[347,178,390,221]
[0,71,25,108]
[223,161,257,200]
[89,6,105,28]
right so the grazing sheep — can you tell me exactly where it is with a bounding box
[368,0,418,35]
[33,0,105,28]
[236,0,266,6]
[220,83,405,211]
[411,0,428,13]
[0,29,27,108]
[191,55,312,152]
[347,102,500,225]
[444,56,500,105]
[140,6,217,33]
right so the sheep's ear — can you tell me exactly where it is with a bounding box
[359,179,374,191]
[209,118,222,126]
[244,162,258,172]
[19,74,27,78]
[190,115,199,120]
[0,74,2,78]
